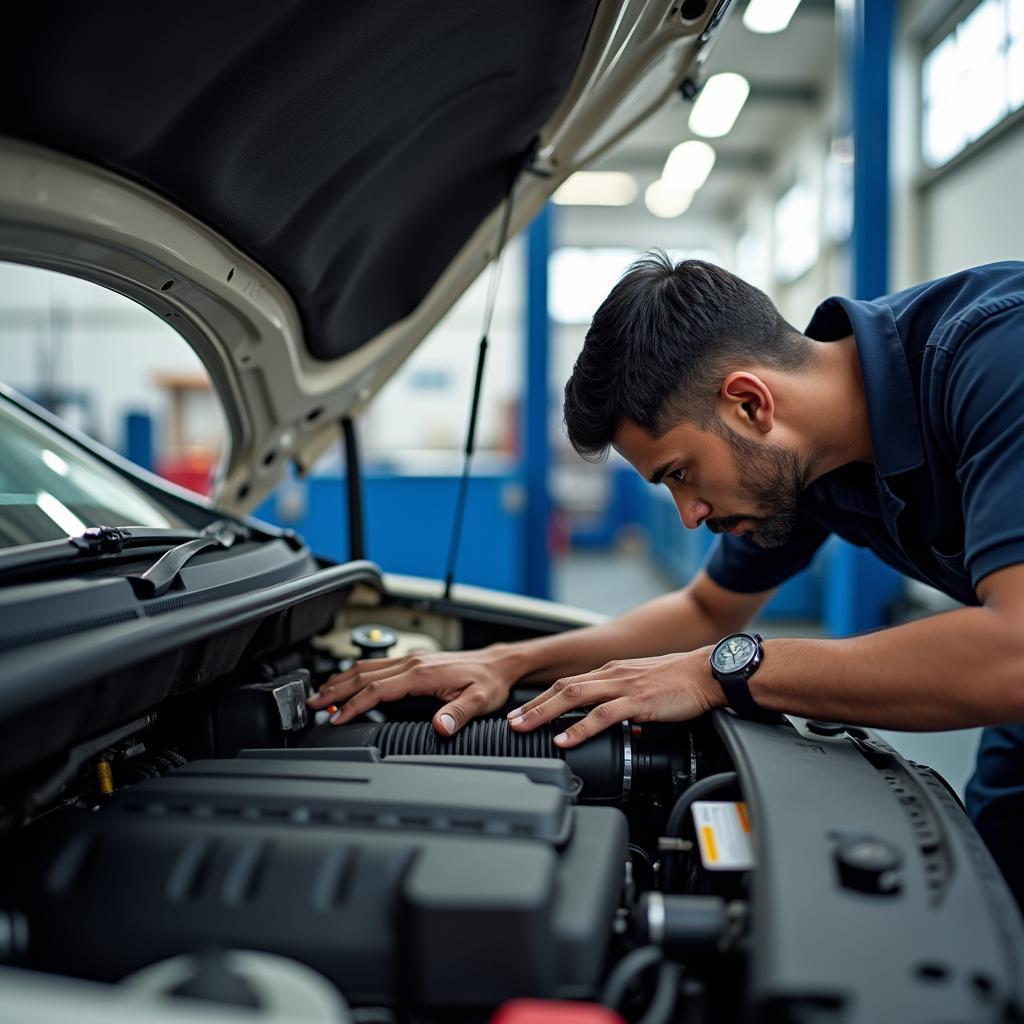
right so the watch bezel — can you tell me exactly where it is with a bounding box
[711,632,761,678]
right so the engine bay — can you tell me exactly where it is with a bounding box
[1,573,1022,1024]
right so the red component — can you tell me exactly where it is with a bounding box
[490,1000,625,1024]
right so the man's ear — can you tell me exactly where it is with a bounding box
[719,371,775,433]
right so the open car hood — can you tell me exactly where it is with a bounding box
[0,0,732,512]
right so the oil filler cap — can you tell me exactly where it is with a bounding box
[835,837,903,895]
[351,624,398,659]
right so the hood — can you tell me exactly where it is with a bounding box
[0,0,732,511]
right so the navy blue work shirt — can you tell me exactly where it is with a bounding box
[705,261,1024,604]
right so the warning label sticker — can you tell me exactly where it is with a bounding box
[692,801,755,871]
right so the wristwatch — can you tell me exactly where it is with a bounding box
[710,632,765,717]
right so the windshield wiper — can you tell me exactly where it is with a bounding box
[126,521,250,598]
[0,521,249,586]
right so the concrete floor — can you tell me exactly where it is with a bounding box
[552,549,980,796]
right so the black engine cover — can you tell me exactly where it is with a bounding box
[2,757,627,1008]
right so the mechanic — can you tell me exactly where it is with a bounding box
[310,255,1024,906]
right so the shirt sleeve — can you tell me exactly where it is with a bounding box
[944,305,1024,588]
[703,513,830,594]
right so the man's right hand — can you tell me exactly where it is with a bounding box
[306,645,522,737]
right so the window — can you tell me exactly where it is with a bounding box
[549,247,722,325]
[0,397,180,549]
[773,184,819,284]
[922,0,1024,169]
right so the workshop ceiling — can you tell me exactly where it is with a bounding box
[589,0,837,226]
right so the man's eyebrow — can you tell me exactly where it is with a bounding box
[648,461,673,485]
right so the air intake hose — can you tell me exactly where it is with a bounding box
[300,718,668,801]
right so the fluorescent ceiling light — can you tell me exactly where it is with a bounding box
[662,141,716,192]
[645,179,694,219]
[688,73,750,138]
[552,171,638,206]
[743,0,802,34]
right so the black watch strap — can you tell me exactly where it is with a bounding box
[717,671,764,717]
[712,632,767,718]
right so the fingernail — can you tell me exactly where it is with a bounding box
[553,732,568,746]
[506,707,523,719]
[440,713,456,734]
[330,711,343,725]
[510,716,524,727]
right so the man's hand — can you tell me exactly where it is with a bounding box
[307,646,521,736]
[506,649,724,749]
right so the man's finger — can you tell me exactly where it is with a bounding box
[433,682,497,736]
[552,697,634,749]
[310,662,406,707]
[330,677,412,725]
[505,669,609,722]
[508,679,620,732]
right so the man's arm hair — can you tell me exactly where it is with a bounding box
[741,563,1024,729]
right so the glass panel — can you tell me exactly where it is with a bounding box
[920,0,1018,168]
[0,397,180,548]
[1008,0,1024,107]
[773,183,819,284]
[922,37,968,167]
[959,0,1008,141]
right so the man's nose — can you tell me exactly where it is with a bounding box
[675,495,711,530]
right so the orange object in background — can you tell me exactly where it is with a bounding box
[158,453,215,496]
[152,371,223,495]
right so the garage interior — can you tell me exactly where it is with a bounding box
[1,0,1024,1020]
[4,0,1020,794]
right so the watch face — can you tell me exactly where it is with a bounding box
[713,634,757,673]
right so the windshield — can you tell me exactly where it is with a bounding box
[0,396,182,548]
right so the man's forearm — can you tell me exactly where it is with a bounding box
[746,605,1024,730]
[496,587,729,683]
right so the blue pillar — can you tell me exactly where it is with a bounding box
[826,0,903,636]
[523,204,552,599]
[123,411,154,471]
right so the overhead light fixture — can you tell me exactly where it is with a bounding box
[552,171,638,206]
[662,140,716,192]
[688,72,750,138]
[743,0,802,34]
[644,179,694,219]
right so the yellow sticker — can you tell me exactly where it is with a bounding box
[693,801,755,871]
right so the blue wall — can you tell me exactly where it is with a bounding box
[256,470,526,593]
[644,487,823,620]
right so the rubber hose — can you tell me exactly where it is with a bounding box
[599,945,663,1010]
[638,962,682,1024]
[662,771,739,891]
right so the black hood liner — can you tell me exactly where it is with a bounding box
[1,0,597,360]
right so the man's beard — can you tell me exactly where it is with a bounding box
[705,421,812,549]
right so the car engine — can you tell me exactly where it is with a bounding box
[1,597,1022,1024]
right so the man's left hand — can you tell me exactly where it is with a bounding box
[506,648,724,749]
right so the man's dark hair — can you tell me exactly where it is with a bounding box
[563,251,808,461]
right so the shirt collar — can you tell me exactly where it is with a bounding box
[804,295,925,478]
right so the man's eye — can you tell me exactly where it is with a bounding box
[668,467,688,483]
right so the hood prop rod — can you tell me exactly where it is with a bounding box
[341,416,365,562]
[442,184,516,600]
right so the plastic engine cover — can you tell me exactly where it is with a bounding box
[2,757,628,1008]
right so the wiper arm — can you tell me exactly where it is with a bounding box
[126,521,250,598]
[0,521,248,584]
